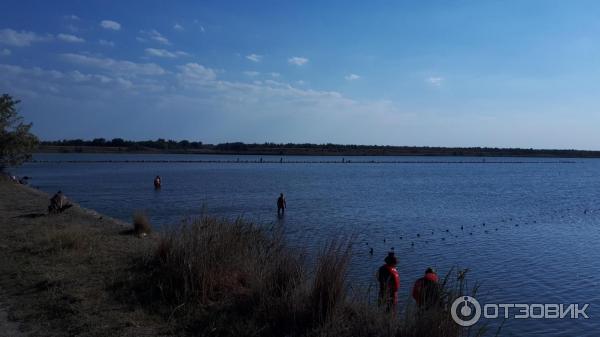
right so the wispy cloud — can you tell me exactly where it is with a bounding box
[244,71,260,77]
[246,53,262,62]
[193,20,206,32]
[270,72,280,78]
[1,60,410,144]
[345,73,360,81]
[145,48,188,58]
[0,29,51,47]
[139,29,170,45]
[99,39,115,47]
[61,53,165,76]
[288,56,308,66]
[426,76,444,86]
[57,33,85,43]
[64,15,80,21]
[0,64,134,95]
[100,20,121,31]
[173,23,184,31]
[177,63,217,85]
[0,48,10,56]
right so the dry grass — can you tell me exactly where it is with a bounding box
[130,217,485,337]
[47,229,89,252]
[309,238,353,324]
[133,211,152,236]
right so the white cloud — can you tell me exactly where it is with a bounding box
[64,15,80,20]
[99,39,115,47]
[0,29,51,47]
[100,20,121,31]
[1,60,413,144]
[145,48,189,58]
[61,53,165,76]
[57,33,85,43]
[244,71,260,77]
[145,48,174,58]
[0,64,134,95]
[426,76,444,86]
[288,56,308,66]
[177,63,217,85]
[270,72,280,78]
[0,48,10,56]
[345,73,360,81]
[139,29,170,45]
[173,23,185,31]
[246,53,262,62]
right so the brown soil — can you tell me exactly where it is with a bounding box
[0,180,168,336]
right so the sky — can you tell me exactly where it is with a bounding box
[2,0,600,149]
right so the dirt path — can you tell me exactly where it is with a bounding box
[0,179,167,336]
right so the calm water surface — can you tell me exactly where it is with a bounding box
[13,153,600,336]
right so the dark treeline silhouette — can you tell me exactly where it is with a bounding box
[39,139,600,158]
[43,138,204,150]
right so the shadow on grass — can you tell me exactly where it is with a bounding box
[14,213,46,219]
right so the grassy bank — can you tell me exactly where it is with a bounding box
[0,179,483,336]
[0,179,165,336]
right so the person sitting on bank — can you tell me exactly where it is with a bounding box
[154,175,161,189]
[411,267,441,310]
[377,251,400,312]
[48,190,71,214]
[277,193,286,216]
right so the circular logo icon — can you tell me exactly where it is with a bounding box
[451,296,481,327]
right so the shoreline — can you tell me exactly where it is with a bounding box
[0,179,165,336]
[0,178,474,336]
[36,145,600,158]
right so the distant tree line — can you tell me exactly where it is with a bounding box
[39,139,600,157]
[42,138,204,150]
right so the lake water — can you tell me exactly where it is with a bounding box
[13,153,600,336]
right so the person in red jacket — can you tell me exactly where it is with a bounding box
[412,267,441,309]
[377,251,400,312]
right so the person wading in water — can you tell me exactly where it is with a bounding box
[277,193,286,216]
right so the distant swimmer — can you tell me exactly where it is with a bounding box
[277,193,287,216]
[154,175,161,189]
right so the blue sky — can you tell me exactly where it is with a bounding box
[2,1,600,149]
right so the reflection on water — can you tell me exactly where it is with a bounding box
[14,153,600,336]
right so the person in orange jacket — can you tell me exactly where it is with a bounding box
[377,251,400,312]
[412,267,441,309]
